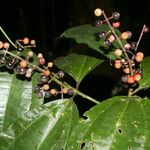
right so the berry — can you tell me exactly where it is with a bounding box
[30,39,36,45]
[23,37,29,45]
[130,42,137,50]
[43,70,50,76]
[95,20,102,27]
[6,61,14,69]
[0,55,7,64]
[26,72,32,78]
[114,49,122,57]
[0,41,3,49]
[38,53,43,58]
[127,76,135,84]
[123,67,130,74]
[44,91,51,98]
[121,31,132,40]
[3,42,10,49]
[20,67,27,74]
[108,34,115,42]
[36,92,43,99]
[94,8,103,16]
[122,75,128,83]
[40,75,49,83]
[37,78,43,85]
[50,89,57,95]
[62,88,68,94]
[112,22,120,28]
[124,43,131,50]
[144,26,149,33]
[28,51,34,58]
[112,12,120,20]
[104,39,111,46]
[57,71,65,78]
[43,84,50,90]
[134,74,141,81]
[34,85,41,93]
[48,62,53,68]
[114,60,122,69]
[98,32,106,39]
[38,57,45,65]
[20,60,27,68]
[135,52,144,62]
[67,89,74,95]
[14,66,21,74]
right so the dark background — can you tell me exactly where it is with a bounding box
[0,0,150,113]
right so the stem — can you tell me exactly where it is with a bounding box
[102,11,134,76]
[135,25,146,51]
[0,26,100,104]
[0,26,17,48]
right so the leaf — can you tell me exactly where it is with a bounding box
[54,53,103,84]
[139,56,150,90]
[9,99,79,150]
[61,24,125,60]
[0,72,42,149]
[66,96,150,150]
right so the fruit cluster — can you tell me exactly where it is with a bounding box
[94,8,149,86]
[0,37,73,99]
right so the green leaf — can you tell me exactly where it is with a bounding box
[54,53,103,84]
[61,24,125,60]
[66,96,150,150]
[9,99,79,150]
[139,56,150,90]
[0,72,42,149]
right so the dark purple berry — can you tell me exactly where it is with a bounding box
[98,32,107,39]
[37,78,43,85]
[104,39,111,46]
[40,75,49,83]
[95,20,102,27]
[112,12,120,20]
[14,66,21,74]
[57,71,65,78]
[44,91,51,98]
[130,42,137,50]
[19,67,27,74]
[0,55,7,64]
[67,89,74,96]
[33,85,41,93]
[36,92,43,99]
[6,61,14,69]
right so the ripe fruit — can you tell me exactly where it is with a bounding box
[36,92,43,99]
[135,52,144,62]
[40,75,49,83]
[114,60,122,69]
[94,8,103,16]
[127,76,135,84]
[0,41,3,49]
[44,91,51,98]
[48,62,53,68]
[6,61,14,69]
[134,74,141,81]
[121,75,128,83]
[67,89,74,95]
[20,60,27,68]
[0,55,7,64]
[112,22,120,28]
[121,31,132,40]
[30,39,36,45]
[28,51,34,58]
[130,42,137,50]
[3,42,10,49]
[112,12,120,20]
[104,39,111,46]
[23,37,29,45]
[34,85,41,93]
[114,49,122,57]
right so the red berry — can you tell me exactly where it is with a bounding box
[144,26,149,33]
[38,57,45,65]
[127,76,135,84]
[134,74,142,81]
[112,22,120,28]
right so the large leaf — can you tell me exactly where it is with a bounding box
[139,56,150,90]
[54,53,103,84]
[0,72,42,149]
[61,24,125,60]
[66,96,150,150]
[8,99,79,150]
